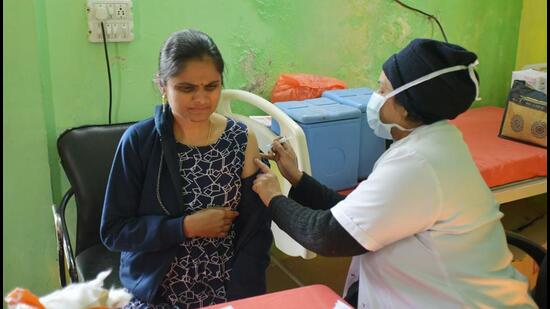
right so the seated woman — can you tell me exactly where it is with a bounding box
[100,29,273,308]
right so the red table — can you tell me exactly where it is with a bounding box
[201,284,352,309]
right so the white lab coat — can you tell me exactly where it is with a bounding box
[332,121,536,308]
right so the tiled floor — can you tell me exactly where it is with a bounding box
[265,193,547,295]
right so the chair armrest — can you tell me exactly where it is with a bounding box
[506,230,547,266]
[52,188,79,286]
[51,204,67,287]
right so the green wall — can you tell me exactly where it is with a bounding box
[4,0,525,297]
[3,0,59,296]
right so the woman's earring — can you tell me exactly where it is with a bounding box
[162,94,167,113]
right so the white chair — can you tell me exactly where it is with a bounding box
[218,89,317,259]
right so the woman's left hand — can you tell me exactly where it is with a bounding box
[252,158,283,206]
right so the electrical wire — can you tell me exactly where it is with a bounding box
[100,22,113,124]
[393,0,448,43]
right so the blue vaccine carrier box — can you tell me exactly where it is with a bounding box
[323,88,386,179]
[271,97,361,191]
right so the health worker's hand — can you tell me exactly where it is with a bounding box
[261,137,303,186]
[253,158,284,207]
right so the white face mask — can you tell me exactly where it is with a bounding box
[367,60,481,140]
[366,92,412,140]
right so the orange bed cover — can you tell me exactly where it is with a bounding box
[450,106,547,188]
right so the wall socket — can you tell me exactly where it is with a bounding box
[87,0,134,43]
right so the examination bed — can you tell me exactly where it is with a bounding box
[450,106,547,204]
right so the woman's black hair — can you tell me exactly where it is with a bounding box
[157,29,225,87]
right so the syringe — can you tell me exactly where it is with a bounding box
[264,136,292,152]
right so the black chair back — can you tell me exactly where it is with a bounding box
[57,123,133,256]
[533,254,547,309]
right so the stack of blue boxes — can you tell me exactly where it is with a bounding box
[323,87,386,180]
[270,88,386,191]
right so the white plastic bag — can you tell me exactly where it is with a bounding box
[5,269,132,309]
[511,67,547,94]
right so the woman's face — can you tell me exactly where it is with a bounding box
[163,57,222,123]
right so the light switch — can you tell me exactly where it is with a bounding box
[107,4,115,16]
[87,0,133,43]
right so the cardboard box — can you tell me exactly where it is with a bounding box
[499,80,547,148]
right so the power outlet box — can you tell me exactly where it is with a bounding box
[87,0,134,43]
